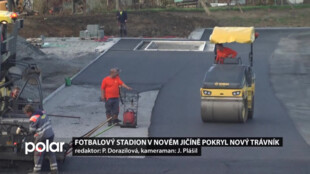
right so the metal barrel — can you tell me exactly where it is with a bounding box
[201,97,248,123]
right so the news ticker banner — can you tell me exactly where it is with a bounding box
[72,137,283,156]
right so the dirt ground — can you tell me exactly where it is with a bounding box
[19,8,310,38]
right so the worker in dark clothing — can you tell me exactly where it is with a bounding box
[1,86,25,115]
[215,44,237,64]
[9,86,26,111]
[101,68,132,126]
[116,7,127,37]
[11,86,20,99]
[23,105,58,174]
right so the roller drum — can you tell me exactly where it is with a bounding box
[201,98,248,123]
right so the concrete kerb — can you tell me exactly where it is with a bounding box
[43,39,121,104]
[188,28,206,40]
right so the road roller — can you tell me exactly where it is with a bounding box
[200,27,257,123]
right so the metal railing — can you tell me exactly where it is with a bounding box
[0,19,23,77]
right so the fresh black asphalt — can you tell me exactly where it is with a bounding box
[57,29,310,173]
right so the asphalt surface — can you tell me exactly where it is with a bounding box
[69,29,310,173]
[4,29,310,174]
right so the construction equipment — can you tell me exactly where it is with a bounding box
[2,0,34,15]
[0,0,20,24]
[0,19,68,163]
[200,27,257,123]
[120,89,139,128]
[0,10,18,24]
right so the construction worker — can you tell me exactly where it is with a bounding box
[9,86,25,110]
[116,7,128,37]
[11,86,20,99]
[23,104,58,174]
[2,86,24,113]
[215,44,237,64]
[101,68,132,126]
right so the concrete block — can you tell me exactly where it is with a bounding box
[87,24,99,38]
[79,30,90,39]
[98,29,104,39]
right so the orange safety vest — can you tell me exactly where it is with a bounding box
[30,114,41,123]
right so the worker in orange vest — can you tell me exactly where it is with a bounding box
[215,44,237,64]
[101,68,132,126]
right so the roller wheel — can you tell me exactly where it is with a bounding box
[248,96,254,119]
[239,99,248,123]
[201,102,209,123]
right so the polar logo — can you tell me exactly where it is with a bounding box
[25,139,65,155]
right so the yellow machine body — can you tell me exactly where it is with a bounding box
[200,26,257,123]
[0,10,14,24]
[200,63,255,123]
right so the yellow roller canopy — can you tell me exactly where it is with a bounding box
[209,27,255,44]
